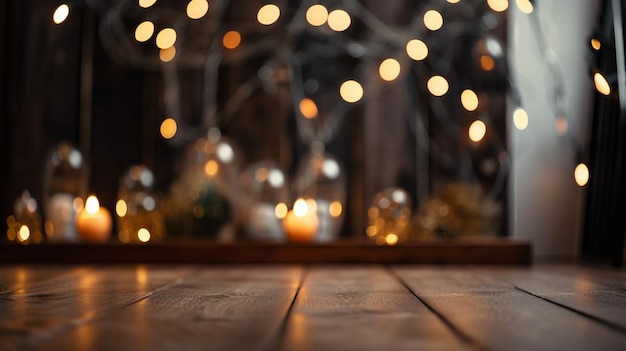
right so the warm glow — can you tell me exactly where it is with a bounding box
[555,117,568,135]
[406,39,428,61]
[327,9,351,32]
[513,108,529,130]
[139,0,157,8]
[156,28,177,49]
[594,72,611,96]
[340,80,364,103]
[116,200,128,217]
[591,38,601,51]
[53,4,70,24]
[427,75,449,96]
[379,58,401,82]
[306,4,328,26]
[275,203,288,219]
[480,55,495,71]
[160,118,177,139]
[299,98,318,119]
[487,0,509,12]
[447,0,461,3]
[329,201,343,217]
[257,4,281,26]
[159,46,176,62]
[223,31,241,49]
[461,89,479,111]
[137,228,151,242]
[135,21,155,42]
[423,10,443,31]
[516,0,533,14]
[85,196,100,214]
[18,225,30,242]
[187,0,209,20]
[293,199,309,217]
[204,160,219,176]
[385,233,398,246]
[469,120,487,142]
[575,163,589,187]
[366,225,377,237]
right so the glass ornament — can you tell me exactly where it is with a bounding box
[366,188,412,246]
[42,141,84,242]
[6,190,44,244]
[241,160,289,241]
[162,129,244,239]
[116,165,166,243]
[292,151,346,242]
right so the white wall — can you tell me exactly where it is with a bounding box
[508,0,600,259]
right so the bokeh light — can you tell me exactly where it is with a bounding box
[340,80,364,103]
[257,4,281,26]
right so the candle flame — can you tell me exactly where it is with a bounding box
[85,196,100,214]
[293,199,309,217]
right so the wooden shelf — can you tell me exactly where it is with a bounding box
[0,238,531,264]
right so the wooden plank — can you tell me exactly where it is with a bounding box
[33,266,303,351]
[475,265,626,332]
[0,265,89,294]
[393,266,626,351]
[281,266,473,351]
[0,238,532,264]
[0,265,196,351]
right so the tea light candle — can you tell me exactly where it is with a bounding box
[76,195,112,243]
[283,199,318,243]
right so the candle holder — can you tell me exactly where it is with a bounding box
[292,151,346,242]
[241,160,288,242]
[42,141,85,242]
[162,130,244,240]
[366,188,412,246]
[116,165,165,244]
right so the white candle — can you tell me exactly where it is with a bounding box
[76,196,112,243]
[283,199,318,243]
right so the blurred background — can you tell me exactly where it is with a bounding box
[1,0,624,263]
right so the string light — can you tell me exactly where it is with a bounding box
[186,0,209,20]
[328,9,351,32]
[329,201,343,217]
[160,118,177,139]
[53,4,70,24]
[487,0,509,13]
[385,233,399,246]
[574,163,589,187]
[116,200,128,217]
[593,72,611,95]
[306,4,328,26]
[461,89,479,111]
[423,10,443,31]
[135,21,154,42]
[513,108,529,130]
[159,46,176,62]
[591,38,601,51]
[155,28,177,49]
[299,98,318,119]
[406,39,428,61]
[139,0,157,8]
[340,80,364,103]
[137,228,151,242]
[447,0,461,3]
[204,160,219,176]
[257,4,281,26]
[427,75,449,96]
[480,55,495,71]
[223,31,241,49]
[379,58,401,82]
[275,203,288,219]
[515,0,533,14]
[469,120,487,142]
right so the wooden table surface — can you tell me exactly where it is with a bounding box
[1,264,626,350]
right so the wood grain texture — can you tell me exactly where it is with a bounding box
[475,264,626,331]
[393,266,626,351]
[0,265,196,351]
[0,265,88,294]
[33,266,303,351]
[281,266,473,351]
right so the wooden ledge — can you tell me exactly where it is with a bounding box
[0,238,531,264]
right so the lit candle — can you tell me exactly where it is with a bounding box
[283,199,318,243]
[76,195,112,243]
